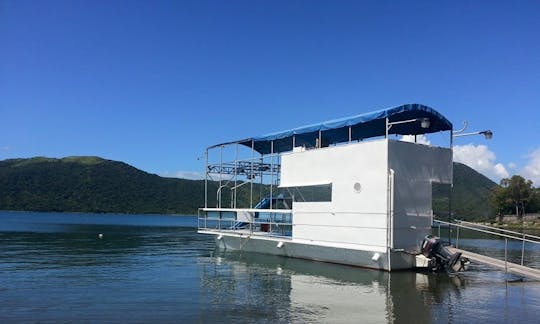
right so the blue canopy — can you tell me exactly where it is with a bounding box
[218,104,452,154]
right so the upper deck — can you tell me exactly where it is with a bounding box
[208,103,452,155]
[202,103,453,208]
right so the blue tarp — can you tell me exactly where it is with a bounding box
[221,104,452,154]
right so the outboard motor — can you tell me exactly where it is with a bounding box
[421,235,468,273]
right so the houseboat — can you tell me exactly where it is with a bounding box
[198,104,462,271]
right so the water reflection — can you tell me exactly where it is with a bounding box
[199,251,474,323]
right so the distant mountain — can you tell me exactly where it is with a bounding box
[0,157,207,214]
[0,157,497,219]
[433,162,497,221]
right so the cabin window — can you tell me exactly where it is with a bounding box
[283,183,332,202]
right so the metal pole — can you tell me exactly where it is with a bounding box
[259,155,263,207]
[505,238,508,273]
[521,233,525,266]
[204,149,208,209]
[270,141,274,210]
[219,145,223,208]
[203,210,206,229]
[234,143,238,208]
[449,128,454,245]
[349,126,352,142]
[386,169,394,272]
[389,169,394,249]
[250,140,254,208]
[449,184,453,245]
[456,226,460,248]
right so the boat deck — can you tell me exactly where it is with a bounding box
[198,228,292,240]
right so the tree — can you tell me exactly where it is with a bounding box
[529,188,540,213]
[491,175,535,218]
[491,186,509,221]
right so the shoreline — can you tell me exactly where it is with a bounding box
[0,210,197,217]
[475,221,540,231]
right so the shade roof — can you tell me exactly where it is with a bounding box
[213,103,452,154]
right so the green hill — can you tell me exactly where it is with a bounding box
[0,157,497,219]
[433,162,497,221]
[0,157,207,214]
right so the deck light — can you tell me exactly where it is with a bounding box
[452,121,493,140]
[453,129,494,139]
[480,130,493,140]
[385,117,431,138]
[420,118,430,129]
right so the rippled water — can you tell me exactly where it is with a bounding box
[1,211,540,323]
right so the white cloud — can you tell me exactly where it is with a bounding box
[399,135,431,145]
[161,170,204,180]
[453,144,509,181]
[521,147,540,186]
[508,162,517,169]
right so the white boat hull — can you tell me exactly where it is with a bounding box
[207,232,417,271]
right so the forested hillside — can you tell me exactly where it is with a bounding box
[0,157,209,214]
[0,157,497,219]
[432,162,497,221]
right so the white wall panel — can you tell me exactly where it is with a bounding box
[282,140,389,249]
[388,140,452,250]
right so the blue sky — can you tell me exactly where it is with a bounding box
[1,1,539,184]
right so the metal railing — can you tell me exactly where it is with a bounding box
[198,208,293,238]
[434,219,540,269]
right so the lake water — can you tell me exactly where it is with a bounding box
[1,211,540,323]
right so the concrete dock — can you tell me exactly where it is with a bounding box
[449,247,540,281]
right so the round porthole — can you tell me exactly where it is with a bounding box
[353,182,362,193]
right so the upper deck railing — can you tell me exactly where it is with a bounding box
[198,208,293,238]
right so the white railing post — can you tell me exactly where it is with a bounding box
[456,226,460,249]
[522,233,526,266]
[504,238,508,273]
